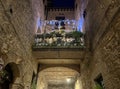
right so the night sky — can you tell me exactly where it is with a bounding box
[52,0,75,8]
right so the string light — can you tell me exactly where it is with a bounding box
[36,19,83,34]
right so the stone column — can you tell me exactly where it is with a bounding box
[10,78,24,89]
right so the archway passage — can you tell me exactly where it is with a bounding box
[37,67,80,89]
[39,64,80,73]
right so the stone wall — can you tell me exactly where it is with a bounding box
[80,1,120,89]
[48,84,74,89]
[0,0,44,88]
[47,8,74,20]
[37,72,48,89]
[75,0,82,21]
[32,0,45,33]
[83,0,120,50]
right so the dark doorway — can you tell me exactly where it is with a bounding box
[94,74,105,89]
[0,64,13,89]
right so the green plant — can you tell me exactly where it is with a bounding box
[31,83,36,89]
[72,31,83,38]
[0,70,9,84]
[33,30,85,48]
[31,79,36,89]
[94,83,103,89]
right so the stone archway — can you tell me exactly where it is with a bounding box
[37,67,80,89]
[6,62,20,82]
[0,62,20,89]
[39,64,80,73]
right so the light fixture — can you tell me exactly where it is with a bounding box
[66,78,71,83]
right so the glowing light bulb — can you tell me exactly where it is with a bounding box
[66,78,71,83]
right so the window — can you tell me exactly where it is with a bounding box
[76,3,77,10]
[55,16,65,20]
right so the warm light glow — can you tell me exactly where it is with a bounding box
[66,78,71,83]
[75,78,83,89]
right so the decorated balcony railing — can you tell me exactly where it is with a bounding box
[32,30,85,50]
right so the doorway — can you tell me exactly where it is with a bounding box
[0,64,13,89]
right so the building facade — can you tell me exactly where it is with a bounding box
[0,0,120,89]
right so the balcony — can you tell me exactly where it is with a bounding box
[32,30,85,50]
[32,20,85,62]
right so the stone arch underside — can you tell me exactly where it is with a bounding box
[39,64,80,73]
[37,66,80,87]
